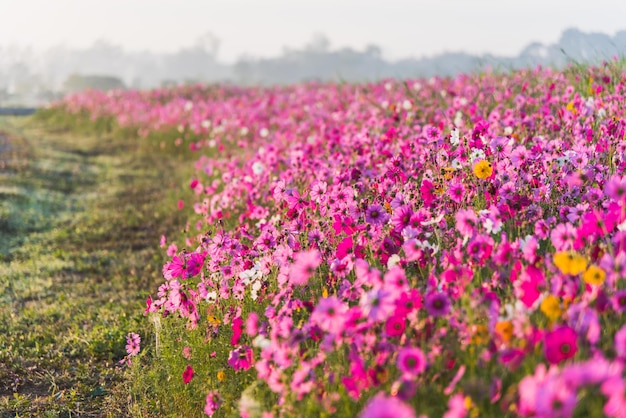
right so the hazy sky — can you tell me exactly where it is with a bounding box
[2,0,626,62]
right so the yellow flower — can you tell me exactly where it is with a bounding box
[583,265,606,286]
[540,295,561,321]
[494,320,513,343]
[473,160,493,179]
[217,371,226,381]
[471,324,489,345]
[553,251,587,275]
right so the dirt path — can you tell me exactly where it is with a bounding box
[0,116,186,417]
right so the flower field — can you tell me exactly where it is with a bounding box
[50,62,626,417]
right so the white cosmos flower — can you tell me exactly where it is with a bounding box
[252,161,265,175]
[450,128,460,146]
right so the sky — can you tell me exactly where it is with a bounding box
[1,0,626,62]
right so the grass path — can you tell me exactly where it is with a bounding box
[0,116,188,417]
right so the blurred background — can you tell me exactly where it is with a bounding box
[1,0,626,106]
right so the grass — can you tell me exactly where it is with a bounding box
[0,115,193,417]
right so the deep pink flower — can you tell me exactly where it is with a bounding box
[228,346,254,371]
[544,326,578,364]
[183,364,194,384]
[231,316,243,346]
[385,314,406,337]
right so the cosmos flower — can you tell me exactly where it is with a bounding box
[359,393,416,418]
[473,160,493,179]
[544,326,578,364]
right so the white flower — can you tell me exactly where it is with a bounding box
[402,100,412,110]
[484,218,502,234]
[454,111,464,127]
[252,161,265,175]
[450,128,460,146]
[184,101,193,111]
[387,254,401,269]
[259,128,269,138]
[201,120,211,129]
[451,158,463,170]
[421,213,444,226]
[469,148,486,163]
[206,291,217,303]
[240,126,249,136]
[252,335,271,349]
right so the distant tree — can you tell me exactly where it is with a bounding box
[62,74,126,93]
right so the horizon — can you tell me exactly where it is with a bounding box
[2,0,626,62]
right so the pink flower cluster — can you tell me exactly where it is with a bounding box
[59,62,626,417]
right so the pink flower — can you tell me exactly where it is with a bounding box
[246,312,259,337]
[204,390,221,416]
[550,223,577,251]
[397,347,427,379]
[125,332,141,357]
[614,325,626,359]
[360,288,396,322]
[183,365,194,384]
[544,326,578,364]
[455,209,478,237]
[311,296,348,335]
[359,393,416,418]
[289,249,322,286]
[443,394,467,418]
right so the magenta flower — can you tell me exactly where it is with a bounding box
[231,316,243,346]
[385,314,406,338]
[183,365,194,384]
[544,326,578,364]
[391,205,413,232]
[228,345,254,371]
[397,347,427,379]
[359,393,416,418]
